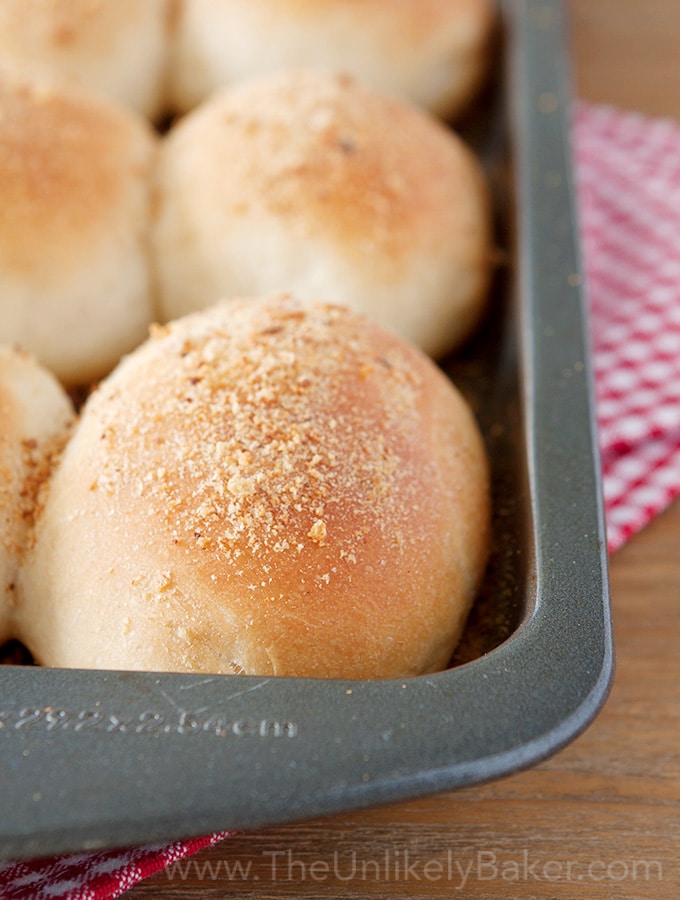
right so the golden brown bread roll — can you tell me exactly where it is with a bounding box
[17,294,490,678]
[0,0,172,120]
[153,70,493,359]
[0,347,74,644]
[0,69,158,386]
[169,0,495,119]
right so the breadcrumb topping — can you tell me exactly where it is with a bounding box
[85,296,429,584]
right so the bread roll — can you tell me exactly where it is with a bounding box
[18,295,490,678]
[0,347,74,644]
[0,0,172,120]
[170,0,495,119]
[0,70,158,386]
[153,70,492,359]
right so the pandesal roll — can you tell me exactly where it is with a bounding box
[153,70,493,359]
[169,0,495,119]
[0,0,172,120]
[17,294,490,678]
[0,69,158,386]
[0,347,74,643]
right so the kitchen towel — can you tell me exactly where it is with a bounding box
[576,102,680,550]
[2,99,680,899]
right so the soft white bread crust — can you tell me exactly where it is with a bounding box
[170,0,495,118]
[17,295,490,678]
[0,0,172,120]
[0,70,158,386]
[153,70,492,359]
[0,347,74,643]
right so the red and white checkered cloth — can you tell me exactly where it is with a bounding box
[575,103,680,550]
[1,100,680,899]
[0,835,233,900]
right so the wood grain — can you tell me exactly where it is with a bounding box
[570,0,680,120]
[125,2,680,896]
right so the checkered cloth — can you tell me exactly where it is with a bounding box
[2,99,680,899]
[0,836,232,900]
[575,103,680,550]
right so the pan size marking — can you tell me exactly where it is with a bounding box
[0,706,298,738]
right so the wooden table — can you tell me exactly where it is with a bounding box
[126,3,680,896]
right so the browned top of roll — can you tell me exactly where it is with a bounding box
[0,0,148,56]
[162,69,487,284]
[0,0,173,118]
[0,69,154,281]
[91,297,438,573]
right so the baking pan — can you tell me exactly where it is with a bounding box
[0,0,613,859]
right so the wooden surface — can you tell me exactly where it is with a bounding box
[125,3,680,897]
[571,0,680,120]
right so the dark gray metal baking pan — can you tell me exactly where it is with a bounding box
[0,0,612,860]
